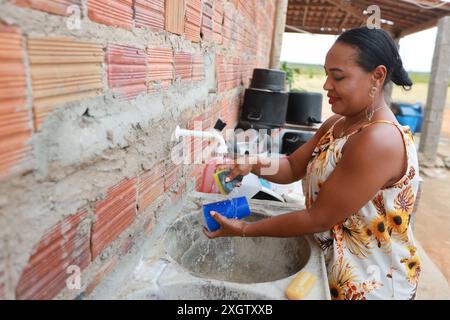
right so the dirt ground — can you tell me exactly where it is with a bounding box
[442,106,450,138]
[414,119,450,283]
[415,170,450,282]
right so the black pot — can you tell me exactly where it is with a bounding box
[250,68,286,92]
[281,131,315,155]
[286,92,323,125]
[241,88,289,128]
[236,120,273,134]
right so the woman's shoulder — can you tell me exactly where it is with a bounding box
[345,118,406,160]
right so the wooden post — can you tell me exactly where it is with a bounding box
[269,0,289,70]
[419,16,450,165]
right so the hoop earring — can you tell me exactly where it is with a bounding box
[369,86,377,98]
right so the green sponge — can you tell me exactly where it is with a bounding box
[213,169,243,195]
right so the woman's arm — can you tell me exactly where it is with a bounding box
[204,123,405,239]
[227,115,342,185]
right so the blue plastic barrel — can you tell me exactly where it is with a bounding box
[391,102,423,134]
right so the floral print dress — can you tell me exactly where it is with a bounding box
[304,119,421,300]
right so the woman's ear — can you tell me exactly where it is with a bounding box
[372,65,387,87]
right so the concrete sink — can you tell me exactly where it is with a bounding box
[86,192,331,300]
[164,213,311,283]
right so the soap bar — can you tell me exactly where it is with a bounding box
[285,271,317,300]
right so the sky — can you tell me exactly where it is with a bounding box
[280,27,438,73]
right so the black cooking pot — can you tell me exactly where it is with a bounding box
[240,88,289,128]
[281,131,315,155]
[250,68,286,92]
[236,120,273,134]
[286,92,323,125]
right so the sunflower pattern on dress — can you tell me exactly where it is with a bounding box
[328,259,383,300]
[304,120,421,300]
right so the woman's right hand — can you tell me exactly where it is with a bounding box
[217,157,255,182]
[227,161,253,182]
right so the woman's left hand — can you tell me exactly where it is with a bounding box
[203,211,248,239]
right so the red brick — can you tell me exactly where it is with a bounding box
[211,99,222,115]
[188,114,204,129]
[174,52,192,81]
[0,25,32,180]
[238,0,255,24]
[84,256,118,296]
[107,44,147,101]
[226,57,240,90]
[165,0,185,35]
[184,0,202,42]
[134,0,165,31]
[192,54,204,82]
[88,0,133,30]
[188,115,204,164]
[201,0,213,41]
[216,54,226,92]
[91,178,137,259]
[137,163,164,212]
[222,7,235,48]
[266,0,275,24]
[213,0,223,44]
[241,57,253,87]
[236,16,244,51]
[147,47,174,91]
[16,209,91,300]
[164,161,182,192]
[28,37,103,130]
[202,113,212,130]
[13,0,82,16]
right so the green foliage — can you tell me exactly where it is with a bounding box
[280,61,301,90]
[290,88,306,93]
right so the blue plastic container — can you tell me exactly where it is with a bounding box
[202,197,251,232]
[392,103,423,134]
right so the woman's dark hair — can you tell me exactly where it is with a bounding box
[337,27,413,90]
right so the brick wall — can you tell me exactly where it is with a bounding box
[0,0,276,299]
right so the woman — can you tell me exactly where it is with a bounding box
[203,27,421,300]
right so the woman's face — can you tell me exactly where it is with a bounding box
[323,42,374,116]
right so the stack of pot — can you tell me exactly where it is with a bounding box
[240,69,289,129]
[285,91,322,126]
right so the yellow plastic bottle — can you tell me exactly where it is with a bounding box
[285,271,317,300]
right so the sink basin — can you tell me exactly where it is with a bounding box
[164,212,311,284]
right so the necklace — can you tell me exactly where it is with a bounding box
[339,105,386,138]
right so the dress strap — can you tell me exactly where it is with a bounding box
[346,120,401,138]
[329,116,345,134]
